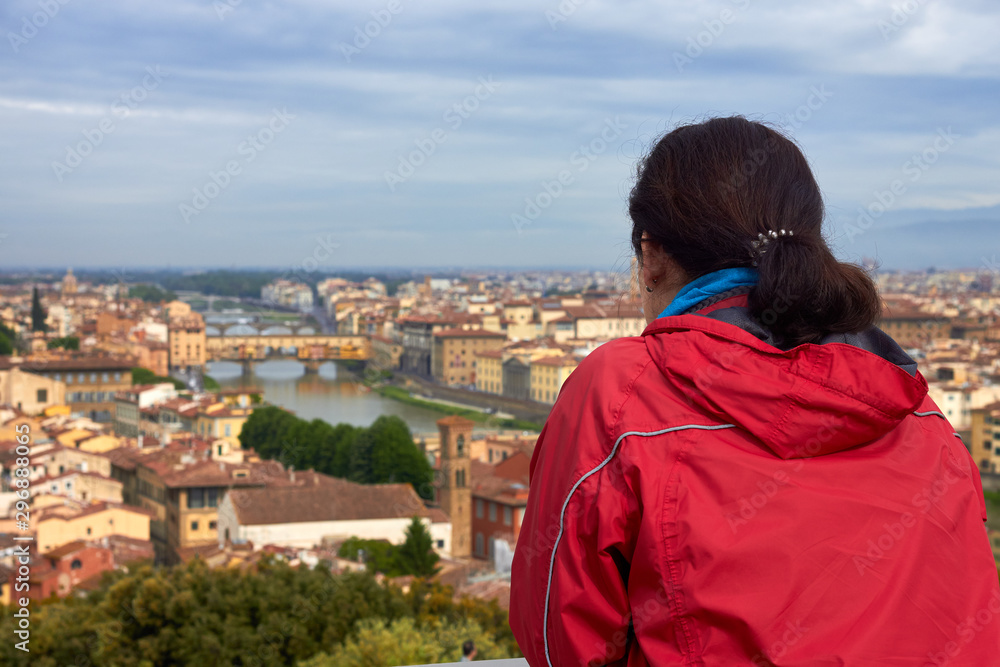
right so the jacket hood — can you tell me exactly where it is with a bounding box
[642,302,928,459]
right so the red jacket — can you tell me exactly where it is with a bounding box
[510,296,1000,666]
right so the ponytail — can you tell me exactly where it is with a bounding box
[748,233,881,346]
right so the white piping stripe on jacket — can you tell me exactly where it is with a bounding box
[541,423,737,667]
[912,410,962,439]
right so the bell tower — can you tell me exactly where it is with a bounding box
[437,415,473,558]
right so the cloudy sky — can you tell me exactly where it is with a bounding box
[1,0,998,272]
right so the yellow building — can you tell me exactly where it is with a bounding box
[432,329,507,386]
[529,354,580,404]
[168,314,207,371]
[35,502,153,554]
[193,404,253,448]
[475,350,504,395]
[0,366,66,415]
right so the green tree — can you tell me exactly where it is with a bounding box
[128,284,176,303]
[131,367,185,390]
[300,616,510,667]
[0,322,17,355]
[338,537,402,576]
[396,517,441,577]
[349,416,434,498]
[31,286,47,332]
[47,336,80,351]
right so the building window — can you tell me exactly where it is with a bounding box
[65,374,72,384]
[436,539,444,549]
[188,488,205,509]
[475,499,484,519]
[191,521,199,531]
[456,434,465,457]
[489,502,497,522]
[37,389,48,403]
[114,372,122,382]
[90,373,97,383]
[77,373,84,383]
[209,521,217,530]
[455,469,466,488]
[102,372,109,382]
[504,506,512,526]
[224,424,231,437]
[86,527,92,535]
[70,559,82,570]
[207,487,218,508]
[475,533,485,557]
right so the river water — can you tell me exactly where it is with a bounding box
[207,360,447,436]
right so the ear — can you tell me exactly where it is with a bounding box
[640,239,671,286]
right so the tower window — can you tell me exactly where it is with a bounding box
[456,434,465,457]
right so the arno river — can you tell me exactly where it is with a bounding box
[207,360,448,436]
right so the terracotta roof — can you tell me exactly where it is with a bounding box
[433,328,506,339]
[470,453,530,505]
[20,356,135,372]
[33,469,122,486]
[44,539,91,560]
[228,479,433,525]
[36,501,156,523]
[532,354,579,367]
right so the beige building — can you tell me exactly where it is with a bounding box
[168,314,207,371]
[432,329,506,386]
[19,356,134,423]
[0,365,66,415]
[35,502,153,554]
[30,470,124,504]
[548,302,645,342]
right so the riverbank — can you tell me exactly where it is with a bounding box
[376,385,544,432]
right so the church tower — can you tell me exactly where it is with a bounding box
[437,415,473,558]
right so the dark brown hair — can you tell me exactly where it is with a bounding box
[629,116,880,346]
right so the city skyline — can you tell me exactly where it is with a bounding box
[1,0,998,270]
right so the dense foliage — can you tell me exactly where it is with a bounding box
[0,322,16,355]
[0,557,520,666]
[129,284,177,303]
[338,519,440,578]
[132,367,185,391]
[47,336,80,351]
[239,408,434,499]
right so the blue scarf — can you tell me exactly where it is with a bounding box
[657,267,759,319]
